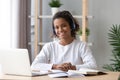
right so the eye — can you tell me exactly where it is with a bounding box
[54,26,59,30]
[63,24,67,27]
[62,24,68,28]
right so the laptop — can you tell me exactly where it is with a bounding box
[0,48,49,76]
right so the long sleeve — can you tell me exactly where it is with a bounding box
[75,43,97,70]
[31,44,53,71]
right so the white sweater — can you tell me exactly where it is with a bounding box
[31,39,97,70]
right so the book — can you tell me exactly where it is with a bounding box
[48,71,84,78]
[48,70,68,78]
[47,69,106,78]
[68,68,105,75]
[48,72,68,78]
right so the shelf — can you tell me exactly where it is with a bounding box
[28,15,93,19]
[38,42,93,46]
[28,42,93,46]
[28,42,46,45]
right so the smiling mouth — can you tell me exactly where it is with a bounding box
[59,33,65,36]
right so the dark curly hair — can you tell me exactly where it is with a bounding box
[52,10,80,38]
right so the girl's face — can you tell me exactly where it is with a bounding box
[53,18,72,40]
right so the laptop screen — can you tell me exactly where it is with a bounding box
[0,49,32,76]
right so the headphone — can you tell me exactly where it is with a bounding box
[70,15,76,30]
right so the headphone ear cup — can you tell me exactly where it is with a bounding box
[71,19,76,30]
[73,23,76,29]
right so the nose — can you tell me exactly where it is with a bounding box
[58,27,63,32]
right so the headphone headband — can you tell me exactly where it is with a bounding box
[62,11,76,29]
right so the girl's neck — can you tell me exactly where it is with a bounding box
[59,37,75,46]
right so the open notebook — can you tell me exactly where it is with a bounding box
[0,49,50,76]
[68,68,106,75]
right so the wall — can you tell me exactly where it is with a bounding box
[89,0,120,69]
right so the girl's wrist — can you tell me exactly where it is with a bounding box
[71,65,76,70]
[52,64,57,69]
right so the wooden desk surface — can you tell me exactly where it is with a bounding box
[0,72,119,80]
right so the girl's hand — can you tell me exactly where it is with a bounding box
[52,62,76,71]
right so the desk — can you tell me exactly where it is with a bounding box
[0,72,119,80]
